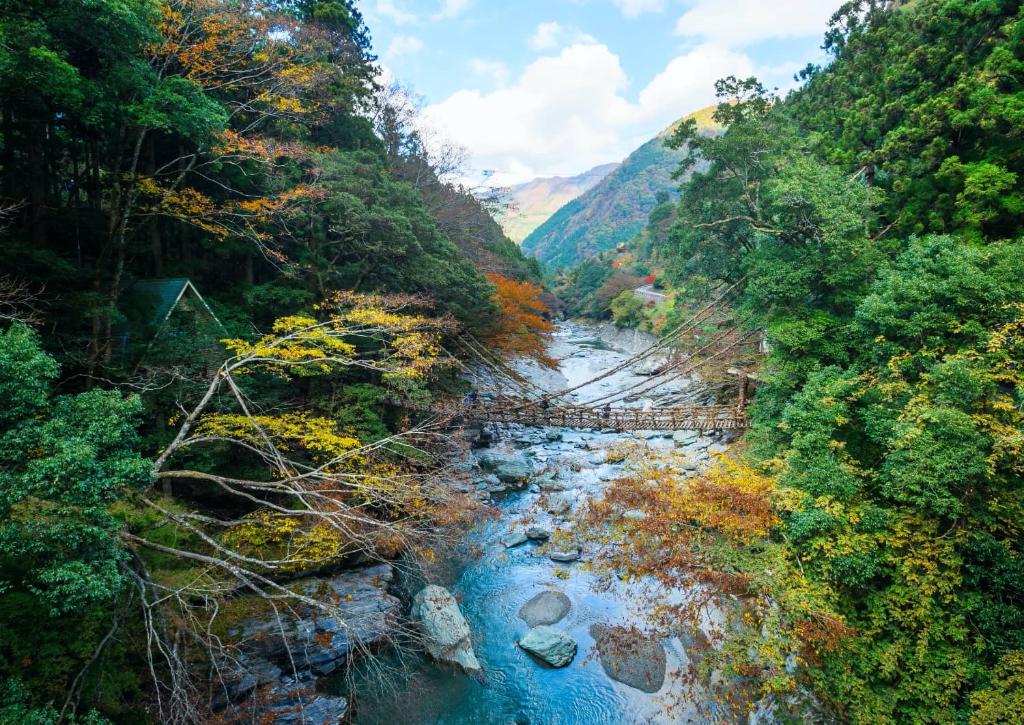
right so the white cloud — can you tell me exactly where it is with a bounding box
[423,42,763,185]
[375,0,417,26]
[386,35,424,58]
[530,22,564,51]
[469,58,510,87]
[675,0,840,46]
[638,44,754,120]
[529,21,597,52]
[433,0,472,20]
[613,0,666,18]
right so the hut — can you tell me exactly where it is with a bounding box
[116,278,226,370]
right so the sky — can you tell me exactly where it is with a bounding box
[360,0,847,186]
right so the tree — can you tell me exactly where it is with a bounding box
[129,293,475,722]
[483,273,555,366]
[609,289,647,328]
[0,323,150,718]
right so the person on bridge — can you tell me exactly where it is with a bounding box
[540,398,550,411]
[600,404,611,419]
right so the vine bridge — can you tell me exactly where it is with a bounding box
[432,281,760,433]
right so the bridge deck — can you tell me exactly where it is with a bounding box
[431,400,748,431]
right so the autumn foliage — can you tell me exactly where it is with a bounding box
[484,273,556,366]
[583,447,852,714]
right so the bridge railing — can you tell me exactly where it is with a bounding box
[431,397,748,431]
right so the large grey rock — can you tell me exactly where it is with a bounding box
[518,591,571,626]
[518,625,577,667]
[262,680,348,724]
[411,585,481,673]
[590,624,666,693]
[672,430,699,447]
[476,449,534,483]
[228,564,400,676]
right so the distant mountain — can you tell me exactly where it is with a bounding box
[521,106,718,269]
[499,163,619,243]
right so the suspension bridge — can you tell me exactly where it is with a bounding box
[427,280,760,433]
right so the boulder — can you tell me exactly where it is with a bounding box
[502,530,529,548]
[262,681,349,725]
[519,625,577,667]
[228,564,400,676]
[525,525,552,541]
[476,449,534,483]
[411,585,481,673]
[622,509,647,521]
[590,624,667,693]
[518,591,572,627]
[672,430,699,447]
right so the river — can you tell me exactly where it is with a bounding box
[345,321,732,724]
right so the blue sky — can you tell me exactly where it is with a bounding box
[360,1,845,185]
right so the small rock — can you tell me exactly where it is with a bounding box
[525,526,552,541]
[547,549,581,563]
[546,492,573,515]
[518,626,577,667]
[411,585,481,673]
[622,510,647,521]
[518,591,572,626]
[545,430,563,442]
[502,530,529,548]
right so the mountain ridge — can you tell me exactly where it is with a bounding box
[521,106,719,269]
[499,162,619,242]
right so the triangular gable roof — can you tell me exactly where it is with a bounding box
[130,278,224,332]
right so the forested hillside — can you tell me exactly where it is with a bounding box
[521,106,717,269]
[499,162,618,243]
[0,1,546,722]
[597,1,1024,722]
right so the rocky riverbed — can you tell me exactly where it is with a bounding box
[343,321,739,724]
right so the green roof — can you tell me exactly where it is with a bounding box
[128,278,222,329]
[114,278,224,360]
